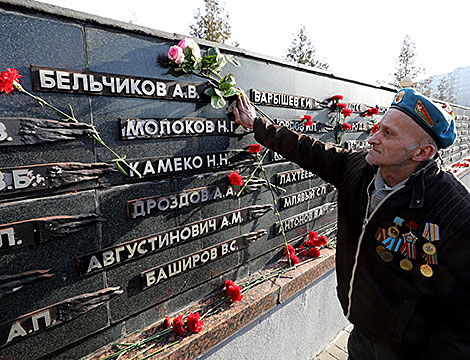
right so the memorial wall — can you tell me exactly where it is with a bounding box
[1,1,470,359]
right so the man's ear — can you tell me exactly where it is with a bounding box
[412,144,436,162]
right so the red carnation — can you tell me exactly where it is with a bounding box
[225,281,243,302]
[331,94,343,101]
[299,245,307,256]
[308,231,318,242]
[313,235,328,247]
[248,144,262,153]
[187,312,204,333]
[228,170,244,186]
[225,280,235,288]
[0,68,22,94]
[371,123,379,134]
[172,315,186,335]
[342,108,352,117]
[291,255,300,265]
[342,122,352,130]
[370,107,379,115]
[163,316,173,328]
[302,114,314,127]
[336,103,347,110]
[309,247,321,258]
[284,244,295,257]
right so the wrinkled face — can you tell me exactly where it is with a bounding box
[366,109,421,167]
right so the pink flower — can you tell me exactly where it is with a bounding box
[178,38,196,50]
[168,45,184,64]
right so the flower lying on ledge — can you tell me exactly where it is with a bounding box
[187,312,204,333]
[286,231,330,262]
[172,315,186,335]
[228,170,244,186]
[225,280,243,302]
[163,316,173,328]
[284,244,300,265]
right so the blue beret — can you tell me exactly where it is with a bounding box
[390,88,456,149]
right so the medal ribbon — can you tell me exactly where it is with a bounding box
[422,223,440,241]
[422,252,438,264]
[383,236,403,252]
[393,217,405,226]
[399,241,416,259]
[375,228,387,242]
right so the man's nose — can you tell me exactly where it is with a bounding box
[368,132,380,145]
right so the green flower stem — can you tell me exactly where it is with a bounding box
[13,82,141,177]
[129,344,156,360]
[139,340,181,360]
[236,149,269,197]
[252,176,286,193]
[207,68,223,81]
[257,160,292,268]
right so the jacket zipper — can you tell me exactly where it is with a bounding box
[345,176,405,319]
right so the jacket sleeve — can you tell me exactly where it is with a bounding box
[254,117,353,189]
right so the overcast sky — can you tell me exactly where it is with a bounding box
[36,0,469,84]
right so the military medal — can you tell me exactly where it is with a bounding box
[420,264,433,277]
[399,221,418,271]
[376,245,386,255]
[400,258,413,271]
[423,243,436,255]
[375,228,393,261]
[422,223,439,265]
[382,217,404,252]
[380,251,393,262]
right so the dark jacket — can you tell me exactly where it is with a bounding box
[254,117,470,359]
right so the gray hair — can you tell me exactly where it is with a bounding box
[407,132,437,155]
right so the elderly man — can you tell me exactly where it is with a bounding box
[233,88,470,359]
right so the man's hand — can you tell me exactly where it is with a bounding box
[233,91,256,130]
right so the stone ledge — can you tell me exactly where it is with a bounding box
[88,249,336,360]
